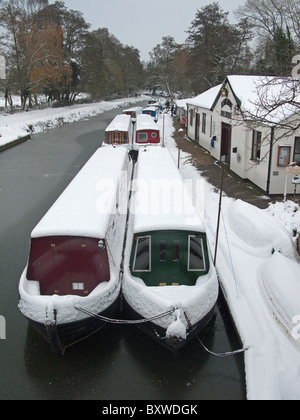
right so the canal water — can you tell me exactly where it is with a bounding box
[0,105,246,400]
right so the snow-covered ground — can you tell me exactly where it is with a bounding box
[1,98,300,400]
[159,114,300,401]
[0,95,148,148]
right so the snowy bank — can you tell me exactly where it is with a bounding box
[0,95,148,149]
[161,114,300,400]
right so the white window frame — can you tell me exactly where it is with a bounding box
[187,235,206,272]
[72,283,85,291]
[138,133,148,143]
[133,236,152,272]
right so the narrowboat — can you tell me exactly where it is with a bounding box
[18,147,132,356]
[122,107,142,122]
[104,114,133,149]
[122,148,219,352]
[142,106,159,122]
[133,114,160,152]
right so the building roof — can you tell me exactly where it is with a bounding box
[187,84,223,110]
[226,75,300,124]
[186,75,300,125]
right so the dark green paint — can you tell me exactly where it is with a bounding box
[130,230,210,286]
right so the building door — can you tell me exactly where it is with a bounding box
[221,123,232,164]
[195,113,200,142]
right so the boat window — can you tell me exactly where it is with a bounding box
[173,240,180,261]
[72,283,84,291]
[123,133,128,144]
[133,236,151,272]
[159,240,166,261]
[151,132,157,138]
[188,236,206,271]
[138,133,148,143]
[105,132,111,144]
[116,132,121,145]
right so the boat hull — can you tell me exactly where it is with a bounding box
[122,298,216,352]
[26,297,120,356]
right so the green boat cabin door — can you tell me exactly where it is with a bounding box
[131,231,208,287]
[153,232,184,286]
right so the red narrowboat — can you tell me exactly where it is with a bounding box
[122,106,142,122]
[133,114,161,151]
[104,114,133,149]
[18,147,132,355]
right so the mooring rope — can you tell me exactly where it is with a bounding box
[196,335,250,358]
[74,305,175,325]
[183,311,250,358]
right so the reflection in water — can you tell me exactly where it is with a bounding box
[23,296,246,400]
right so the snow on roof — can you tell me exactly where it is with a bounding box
[175,98,193,110]
[227,75,300,124]
[136,114,159,131]
[105,114,132,132]
[31,147,128,239]
[185,75,300,124]
[187,84,223,109]
[131,148,205,233]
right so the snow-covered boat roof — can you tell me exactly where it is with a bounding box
[105,114,132,132]
[122,106,142,112]
[136,114,159,131]
[142,106,157,112]
[31,147,128,239]
[132,148,205,233]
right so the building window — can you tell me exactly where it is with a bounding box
[278,146,291,167]
[202,113,206,134]
[189,109,194,126]
[251,130,262,162]
[294,137,300,164]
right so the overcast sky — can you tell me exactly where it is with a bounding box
[59,0,246,62]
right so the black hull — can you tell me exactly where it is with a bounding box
[122,299,216,353]
[27,297,120,356]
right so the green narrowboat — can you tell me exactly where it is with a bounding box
[123,148,219,351]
